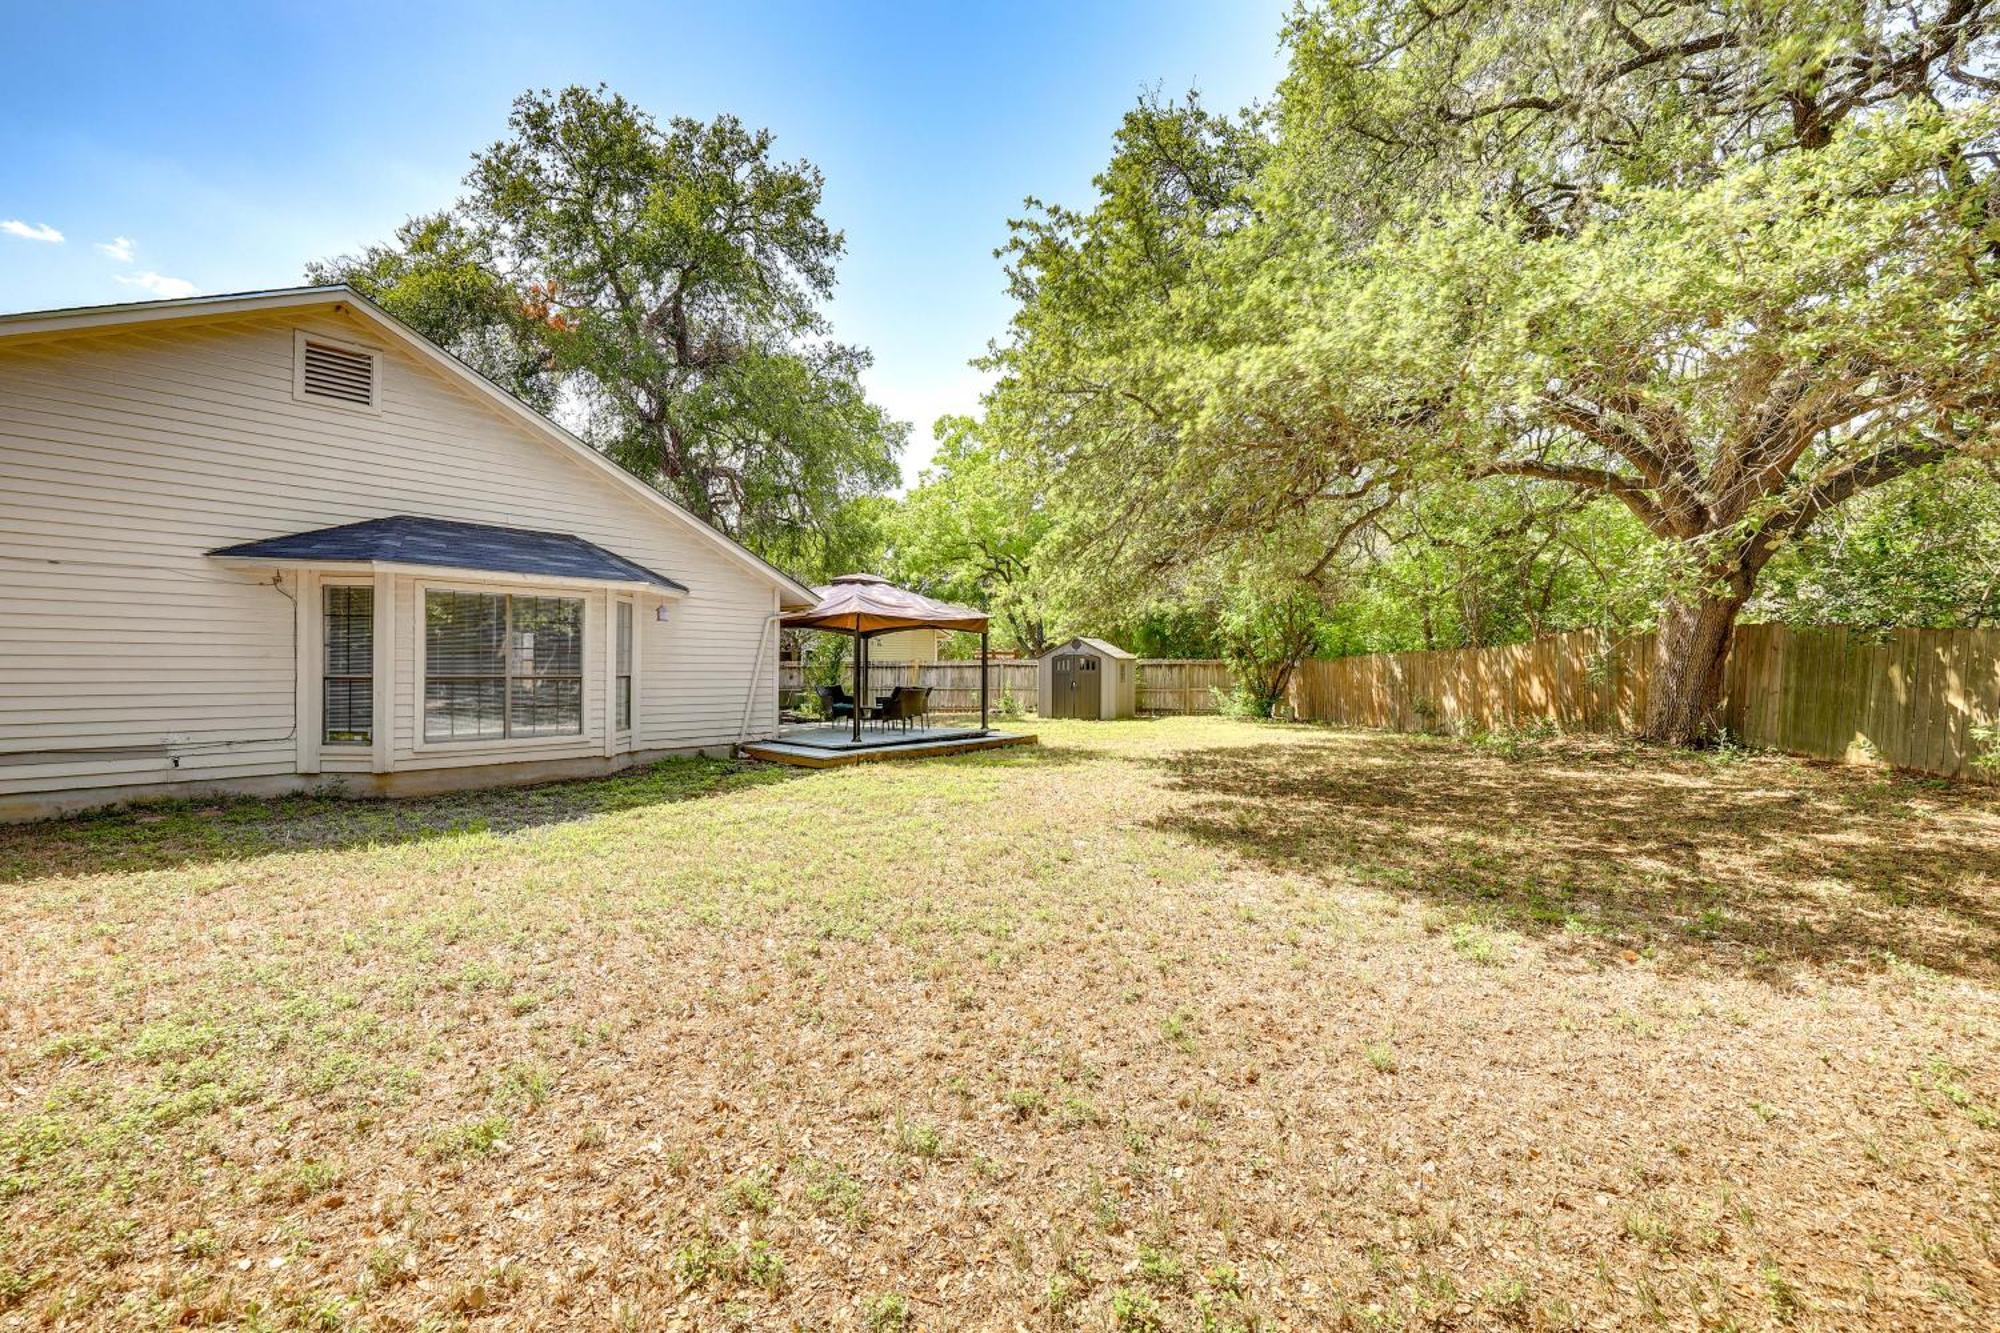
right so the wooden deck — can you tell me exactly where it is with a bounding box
[742,726,1037,768]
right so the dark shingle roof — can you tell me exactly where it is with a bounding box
[208,515,688,593]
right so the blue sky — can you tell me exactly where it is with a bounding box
[0,1,1287,482]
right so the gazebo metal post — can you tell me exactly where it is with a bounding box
[851,621,866,743]
[979,629,989,733]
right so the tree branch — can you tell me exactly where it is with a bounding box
[1475,459,1676,536]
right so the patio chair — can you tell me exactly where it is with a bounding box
[868,686,930,733]
[816,684,854,721]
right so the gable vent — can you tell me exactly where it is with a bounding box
[299,340,377,407]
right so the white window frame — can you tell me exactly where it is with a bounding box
[292,329,383,415]
[320,580,376,747]
[413,578,598,756]
[612,597,636,740]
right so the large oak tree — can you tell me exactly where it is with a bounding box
[990,1,2000,743]
[314,87,902,570]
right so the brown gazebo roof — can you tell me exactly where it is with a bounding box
[779,573,990,635]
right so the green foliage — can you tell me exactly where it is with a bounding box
[1753,463,2000,631]
[866,1292,913,1332]
[1972,723,2000,779]
[1215,583,1330,716]
[883,415,1056,652]
[671,1236,785,1292]
[1319,484,1664,655]
[983,5,2000,739]
[314,85,902,564]
[422,1114,510,1160]
[308,212,557,410]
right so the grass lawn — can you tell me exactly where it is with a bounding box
[2,717,1997,1331]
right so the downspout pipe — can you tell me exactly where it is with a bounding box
[736,611,786,749]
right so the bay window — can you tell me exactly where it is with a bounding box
[423,590,584,742]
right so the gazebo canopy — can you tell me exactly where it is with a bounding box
[780,573,989,635]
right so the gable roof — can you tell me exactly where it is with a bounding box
[1043,636,1138,660]
[209,515,689,593]
[0,285,818,608]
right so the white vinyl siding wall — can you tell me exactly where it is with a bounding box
[0,308,783,804]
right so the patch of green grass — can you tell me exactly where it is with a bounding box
[497,1060,554,1110]
[800,1158,867,1229]
[1920,1058,1999,1129]
[1363,1041,1398,1073]
[1760,1260,1803,1324]
[0,1265,43,1311]
[1056,1093,1103,1129]
[671,1236,785,1293]
[723,1168,777,1216]
[866,1291,913,1331]
[262,1156,343,1205]
[423,1114,510,1160]
[896,1118,944,1159]
[1448,922,1504,965]
[1112,1283,1165,1331]
[363,1241,415,1290]
[1136,1244,1185,1289]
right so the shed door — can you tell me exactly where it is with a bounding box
[1053,654,1101,719]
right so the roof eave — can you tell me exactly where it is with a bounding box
[208,553,689,596]
[0,286,352,340]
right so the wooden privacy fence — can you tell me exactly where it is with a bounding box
[780,660,1040,715]
[781,629,1998,779]
[1136,659,1232,715]
[1285,624,2000,782]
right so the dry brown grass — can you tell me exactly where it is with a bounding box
[1,717,1996,1331]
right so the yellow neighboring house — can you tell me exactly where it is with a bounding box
[865,628,946,663]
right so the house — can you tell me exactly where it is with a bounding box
[0,286,819,821]
[865,628,947,663]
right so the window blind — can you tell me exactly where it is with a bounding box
[323,584,372,745]
[424,590,584,742]
[615,601,634,731]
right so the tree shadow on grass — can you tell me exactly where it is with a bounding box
[1143,730,2000,983]
[0,755,812,884]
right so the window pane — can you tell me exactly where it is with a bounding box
[511,597,583,677]
[509,678,583,736]
[324,585,373,675]
[426,591,505,676]
[615,601,633,731]
[324,677,372,744]
[424,678,505,741]
[323,585,373,744]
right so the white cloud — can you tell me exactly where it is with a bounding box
[96,236,135,262]
[115,271,198,300]
[1,219,64,243]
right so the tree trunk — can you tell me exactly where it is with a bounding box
[1642,590,1746,746]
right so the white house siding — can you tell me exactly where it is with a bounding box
[0,307,784,810]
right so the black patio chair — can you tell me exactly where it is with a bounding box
[816,684,854,721]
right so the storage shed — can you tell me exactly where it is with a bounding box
[1038,637,1138,720]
